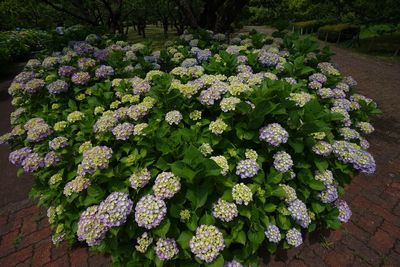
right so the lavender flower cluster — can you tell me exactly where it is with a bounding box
[77,146,113,176]
[77,192,133,246]
[189,225,225,263]
[259,123,289,146]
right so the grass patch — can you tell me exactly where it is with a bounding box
[127,25,178,49]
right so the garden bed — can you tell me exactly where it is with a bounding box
[0,30,379,266]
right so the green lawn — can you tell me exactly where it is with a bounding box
[127,25,178,49]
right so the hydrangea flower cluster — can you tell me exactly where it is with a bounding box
[335,199,352,222]
[135,232,153,253]
[235,159,259,179]
[273,151,293,173]
[155,238,179,260]
[47,80,69,94]
[129,168,151,190]
[165,110,183,125]
[189,225,225,263]
[265,224,282,243]
[77,146,113,176]
[49,136,68,150]
[209,118,228,135]
[135,195,167,229]
[211,155,229,175]
[212,198,238,222]
[112,122,134,140]
[77,192,133,246]
[259,123,289,146]
[153,172,181,199]
[312,141,333,156]
[232,183,253,205]
[332,141,376,174]
[318,184,339,204]
[286,228,303,247]
[287,199,311,228]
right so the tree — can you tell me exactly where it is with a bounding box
[175,0,249,32]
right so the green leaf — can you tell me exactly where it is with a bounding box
[199,213,215,225]
[289,139,304,153]
[267,168,283,184]
[277,214,291,230]
[186,185,209,209]
[264,203,277,213]
[315,159,329,171]
[308,180,325,190]
[170,162,197,182]
[208,255,224,267]
[177,231,192,249]
[153,219,170,237]
[235,230,246,245]
[247,229,265,245]
[311,202,325,214]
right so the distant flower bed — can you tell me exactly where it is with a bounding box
[0,30,380,266]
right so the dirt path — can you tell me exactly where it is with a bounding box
[0,32,399,266]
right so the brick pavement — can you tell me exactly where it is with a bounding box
[1,43,400,266]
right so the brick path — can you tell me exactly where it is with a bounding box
[1,44,400,266]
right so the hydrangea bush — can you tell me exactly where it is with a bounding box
[0,30,380,266]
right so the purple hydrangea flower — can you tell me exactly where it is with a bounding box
[258,51,279,67]
[335,199,352,223]
[58,65,76,77]
[235,159,259,179]
[155,238,179,261]
[47,80,69,94]
[265,224,282,243]
[97,192,134,227]
[309,73,327,84]
[135,195,167,229]
[72,72,91,85]
[44,151,61,167]
[112,122,134,140]
[153,172,181,200]
[21,152,44,173]
[259,123,289,146]
[286,228,303,247]
[273,151,293,173]
[95,65,114,79]
[318,184,338,204]
[332,141,376,174]
[77,146,113,176]
[9,147,32,166]
[287,199,311,228]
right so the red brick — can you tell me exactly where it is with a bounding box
[391,182,400,190]
[288,259,307,267]
[21,216,38,235]
[70,247,88,267]
[51,241,69,260]
[0,245,33,266]
[324,249,354,267]
[343,222,370,241]
[368,229,396,255]
[32,240,52,266]
[328,230,342,242]
[0,229,19,257]
[380,221,400,240]
[43,255,70,267]
[88,253,111,267]
[0,213,7,227]
[14,205,38,220]
[341,235,381,265]
[21,227,52,247]
[15,258,32,267]
[353,213,383,234]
